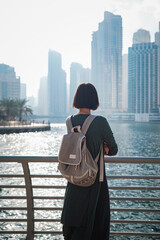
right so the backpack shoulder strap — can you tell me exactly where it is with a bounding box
[66,116,72,133]
[81,115,96,135]
[95,144,104,182]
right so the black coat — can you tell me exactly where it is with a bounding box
[61,114,118,240]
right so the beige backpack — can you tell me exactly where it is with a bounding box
[58,115,104,187]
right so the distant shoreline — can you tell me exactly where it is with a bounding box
[0,123,51,134]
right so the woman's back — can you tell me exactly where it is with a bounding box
[61,83,118,240]
[71,114,117,158]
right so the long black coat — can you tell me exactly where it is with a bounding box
[61,114,118,240]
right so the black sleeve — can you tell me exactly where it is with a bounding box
[101,117,118,156]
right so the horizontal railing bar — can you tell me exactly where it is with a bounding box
[0,219,27,222]
[0,174,63,178]
[0,175,24,178]
[1,207,159,213]
[0,196,27,199]
[1,219,159,224]
[0,156,59,162]
[111,208,160,212]
[0,185,26,188]
[105,158,160,164]
[1,185,160,191]
[107,175,160,179]
[33,196,64,199]
[111,220,160,224]
[0,231,27,234]
[0,156,160,164]
[0,207,27,210]
[110,232,160,236]
[0,185,66,189]
[1,196,160,201]
[110,197,160,201]
[110,187,160,190]
[34,231,62,234]
[0,174,160,179]
[0,231,159,236]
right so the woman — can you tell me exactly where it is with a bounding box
[61,83,118,240]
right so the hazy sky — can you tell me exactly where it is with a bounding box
[0,0,160,97]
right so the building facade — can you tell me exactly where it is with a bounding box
[122,54,128,111]
[0,64,20,100]
[38,76,48,116]
[48,50,67,116]
[69,62,91,114]
[128,42,159,118]
[20,83,26,99]
[157,22,160,112]
[91,11,122,114]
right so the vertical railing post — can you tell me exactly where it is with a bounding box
[22,162,34,240]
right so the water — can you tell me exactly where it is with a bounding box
[0,122,160,239]
[0,122,160,157]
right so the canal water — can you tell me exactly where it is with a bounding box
[0,121,160,239]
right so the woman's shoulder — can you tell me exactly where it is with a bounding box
[91,115,109,129]
[94,115,108,123]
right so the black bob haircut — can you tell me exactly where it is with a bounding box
[72,83,99,110]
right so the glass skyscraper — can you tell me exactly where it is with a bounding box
[48,50,67,116]
[128,42,159,115]
[0,64,20,100]
[91,11,122,114]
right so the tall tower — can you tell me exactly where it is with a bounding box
[48,50,67,116]
[128,42,159,119]
[38,77,48,116]
[91,11,122,114]
[0,64,20,100]
[133,29,151,44]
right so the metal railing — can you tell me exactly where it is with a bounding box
[0,156,160,239]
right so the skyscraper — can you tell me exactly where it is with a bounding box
[48,50,67,116]
[69,62,91,114]
[128,41,159,120]
[0,64,20,100]
[91,11,122,114]
[38,77,48,116]
[133,29,151,44]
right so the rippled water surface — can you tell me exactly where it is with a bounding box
[0,122,160,239]
[0,122,160,157]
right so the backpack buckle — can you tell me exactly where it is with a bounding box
[71,125,81,133]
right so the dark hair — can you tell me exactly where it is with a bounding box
[72,83,99,110]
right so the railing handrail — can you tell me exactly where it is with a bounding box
[0,156,160,239]
[0,156,160,163]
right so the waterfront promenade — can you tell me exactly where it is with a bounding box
[0,121,51,134]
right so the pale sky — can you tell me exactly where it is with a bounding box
[0,0,160,97]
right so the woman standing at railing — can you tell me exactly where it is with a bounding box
[60,83,118,240]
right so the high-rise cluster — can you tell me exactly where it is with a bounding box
[38,12,160,121]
